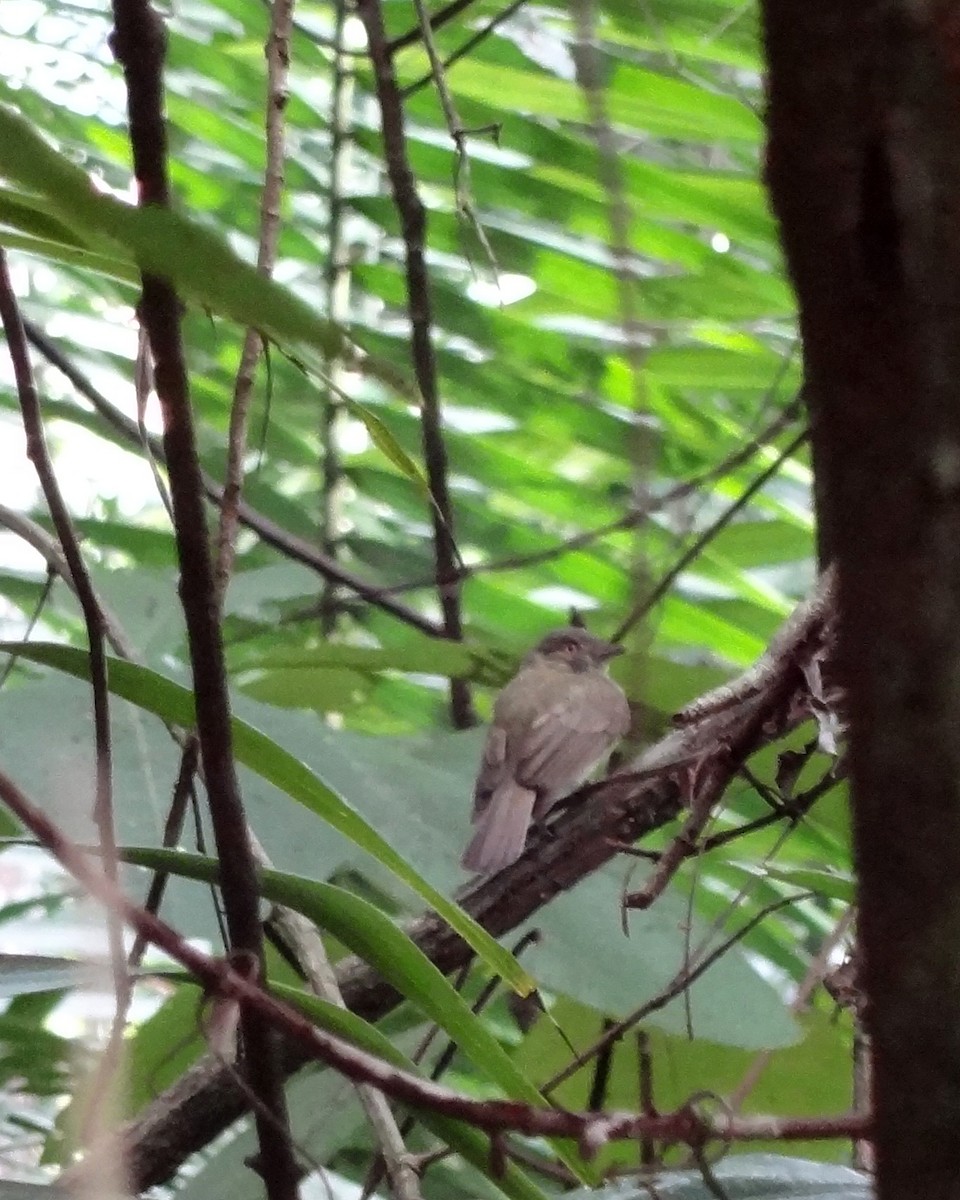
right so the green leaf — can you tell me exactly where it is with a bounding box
[343,398,430,491]
[0,642,531,996]
[0,107,357,369]
[395,58,761,143]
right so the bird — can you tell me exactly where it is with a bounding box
[460,626,630,875]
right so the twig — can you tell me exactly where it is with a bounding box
[21,319,442,636]
[388,0,477,52]
[252,831,422,1200]
[727,905,856,1112]
[587,1019,617,1111]
[700,763,842,854]
[0,252,129,1031]
[363,931,540,1198]
[612,426,809,643]
[400,0,527,99]
[109,1,299,1194]
[127,736,201,969]
[318,0,356,635]
[409,0,499,273]
[375,398,804,594]
[215,0,296,605]
[357,0,474,728]
[0,567,54,691]
[622,784,717,917]
[542,891,813,1099]
[0,504,134,657]
[638,1031,656,1168]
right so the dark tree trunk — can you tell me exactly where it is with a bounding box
[761,3,960,1197]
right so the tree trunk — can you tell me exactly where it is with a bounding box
[762,3,960,1197]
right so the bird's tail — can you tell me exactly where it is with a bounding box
[460,781,537,876]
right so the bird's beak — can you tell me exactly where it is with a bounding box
[600,643,624,661]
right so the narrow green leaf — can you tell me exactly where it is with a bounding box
[344,398,430,491]
[0,642,531,996]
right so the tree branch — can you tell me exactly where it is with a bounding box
[762,4,960,1195]
[358,0,474,728]
[215,0,296,604]
[109,2,299,1194]
[0,249,129,1068]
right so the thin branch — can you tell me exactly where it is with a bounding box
[362,930,542,1197]
[542,891,814,1098]
[0,567,54,692]
[252,833,422,1200]
[700,763,843,855]
[318,0,356,635]
[109,1,299,1194]
[21,319,443,637]
[127,736,201,969]
[376,398,805,595]
[400,0,527,99]
[637,1030,656,1168]
[387,0,477,53]
[0,253,128,1023]
[409,0,499,272]
[357,0,474,728]
[727,904,855,1112]
[215,0,296,605]
[0,503,134,657]
[612,426,809,643]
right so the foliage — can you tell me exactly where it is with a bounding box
[0,0,856,1197]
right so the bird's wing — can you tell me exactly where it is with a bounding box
[472,723,508,818]
[515,675,629,801]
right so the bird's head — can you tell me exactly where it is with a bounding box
[528,627,624,674]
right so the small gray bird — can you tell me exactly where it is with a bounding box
[461,627,630,875]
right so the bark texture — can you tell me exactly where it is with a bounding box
[762,3,960,1196]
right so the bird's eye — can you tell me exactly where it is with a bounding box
[561,640,577,653]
